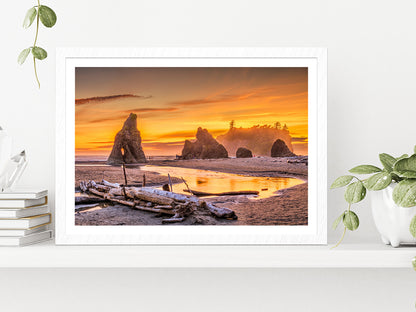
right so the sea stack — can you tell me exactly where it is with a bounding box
[181,127,228,159]
[107,113,146,165]
[236,147,253,158]
[271,139,296,157]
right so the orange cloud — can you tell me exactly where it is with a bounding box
[122,107,178,114]
[75,94,151,105]
[169,88,274,107]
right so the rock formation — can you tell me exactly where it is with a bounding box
[236,147,253,158]
[271,139,296,157]
[217,125,294,156]
[181,127,228,159]
[107,113,146,165]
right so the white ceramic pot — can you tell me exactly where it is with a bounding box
[370,184,416,247]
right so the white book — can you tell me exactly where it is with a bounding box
[0,230,52,246]
[0,189,47,199]
[0,213,51,229]
[0,205,49,218]
[0,225,48,237]
[0,196,47,208]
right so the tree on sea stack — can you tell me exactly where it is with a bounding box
[107,113,146,165]
[217,123,294,156]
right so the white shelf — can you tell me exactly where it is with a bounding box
[0,241,414,268]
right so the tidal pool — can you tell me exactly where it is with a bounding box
[142,165,304,199]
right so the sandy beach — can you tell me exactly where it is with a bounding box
[149,157,308,179]
[75,157,308,226]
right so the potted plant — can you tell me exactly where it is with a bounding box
[331,145,416,247]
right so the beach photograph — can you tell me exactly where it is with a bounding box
[74,67,308,226]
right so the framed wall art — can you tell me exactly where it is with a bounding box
[55,47,327,245]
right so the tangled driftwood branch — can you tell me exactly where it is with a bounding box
[79,180,237,223]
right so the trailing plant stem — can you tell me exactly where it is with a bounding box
[33,58,39,88]
[33,0,41,88]
[331,226,346,249]
[331,203,351,249]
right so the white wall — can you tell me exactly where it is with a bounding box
[1,0,416,311]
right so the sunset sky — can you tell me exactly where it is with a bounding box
[75,67,308,157]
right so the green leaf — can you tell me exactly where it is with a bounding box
[23,7,37,28]
[364,171,392,191]
[414,146,416,155]
[344,181,366,203]
[39,5,57,28]
[31,47,47,60]
[330,175,354,189]
[379,153,396,172]
[17,48,31,65]
[393,154,416,179]
[412,257,416,271]
[394,154,416,171]
[349,165,382,174]
[392,179,416,207]
[410,215,416,238]
[397,154,409,161]
[390,172,403,183]
[395,171,416,179]
[343,211,359,231]
[332,212,345,230]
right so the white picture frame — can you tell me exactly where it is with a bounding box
[56,47,327,245]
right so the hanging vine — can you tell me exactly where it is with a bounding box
[18,1,57,88]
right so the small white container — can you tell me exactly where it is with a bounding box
[370,185,416,247]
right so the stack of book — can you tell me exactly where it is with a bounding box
[0,189,52,246]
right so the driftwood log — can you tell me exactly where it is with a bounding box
[162,217,185,224]
[132,205,176,215]
[79,180,237,222]
[108,187,175,206]
[75,203,101,212]
[139,187,236,219]
[102,180,120,188]
[75,196,107,205]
